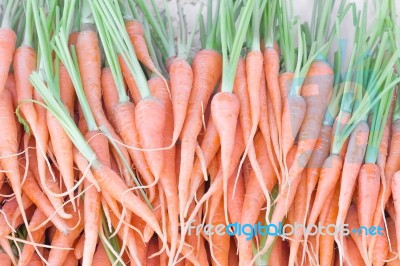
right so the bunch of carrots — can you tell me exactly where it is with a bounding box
[0,0,400,265]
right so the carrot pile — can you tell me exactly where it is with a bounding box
[1,0,400,265]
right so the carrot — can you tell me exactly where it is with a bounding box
[184,115,220,216]
[46,112,75,209]
[0,27,16,98]
[371,119,400,253]
[386,218,400,265]
[21,169,69,234]
[19,209,48,266]
[82,131,110,266]
[288,171,308,266]
[278,72,294,104]
[267,237,290,266]
[125,19,159,75]
[391,170,400,257]
[335,121,369,252]
[76,26,132,184]
[101,67,121,121]
[147,76,179,264]
[47,203,84,266]
[135,95,166,178]
[307,154,343,225]
[318,183,340,266]
[178,49,222,216]
[118,55,141,105]
[227,166,244,225]
[92,242,111,266]
[211,91,240,223]
[303,123,332,221]
[344,204,369,264]
[209,199,230,266]
[259,73,280,182]
[0,252,11,266]
[357,163,380,252]
[343,237,365,266]
[264,46,282,153]
[26,141,71,220]
[146,237,161,266]
[371,220,388,266]
[170,57,193,144]
[74,233,85,259]
[238,133,284,265]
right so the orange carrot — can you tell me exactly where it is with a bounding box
[371,220,388,266]
[318,183,340,266]
[288,171,308,266]
[391,170,400,257]
[178,49,222,217]
[170,57,193,143]
[0,252,11,266]
[46,111,75,209]
[22,169,69,234]
[19,209,49,266]
[0,28,16,97]
[135,95,166,179]
[343,237,365,266]
[82,131,110,266]
[357,163,380,254]
[47,203,84,266]
[211,91,240,223]
[101,67,121,121]
[371,119,400,254]
[335,121,369,254]
[184,115,220,215]
[264,47,282,152]
[126,20,159,74]
[112,101,156,201]
[209,199,230,266]
[227,167,244,225]
[238,132,284,265]
[118,55,141,105]
[148,76,179,264]
[76,28,132,184]
[74,233,85,259]
[92,242,111,266]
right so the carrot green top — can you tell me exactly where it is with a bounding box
[331,3,400,155]
[220,0,254,93]
[90,0,152,99]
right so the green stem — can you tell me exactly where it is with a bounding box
[220,0,254,93]
[22,0,34,47]
[92,0,151,99]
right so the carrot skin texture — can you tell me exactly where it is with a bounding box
[113,102,156,200]
[76,29,131,183]
[264,47,282,143]
[391,171,400,257]
[82,131,110,266]
[170,57,193,143]
[335,121,370,235]
[178,49,222,215]
[135,95,166,178]
[0,28,16,97]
